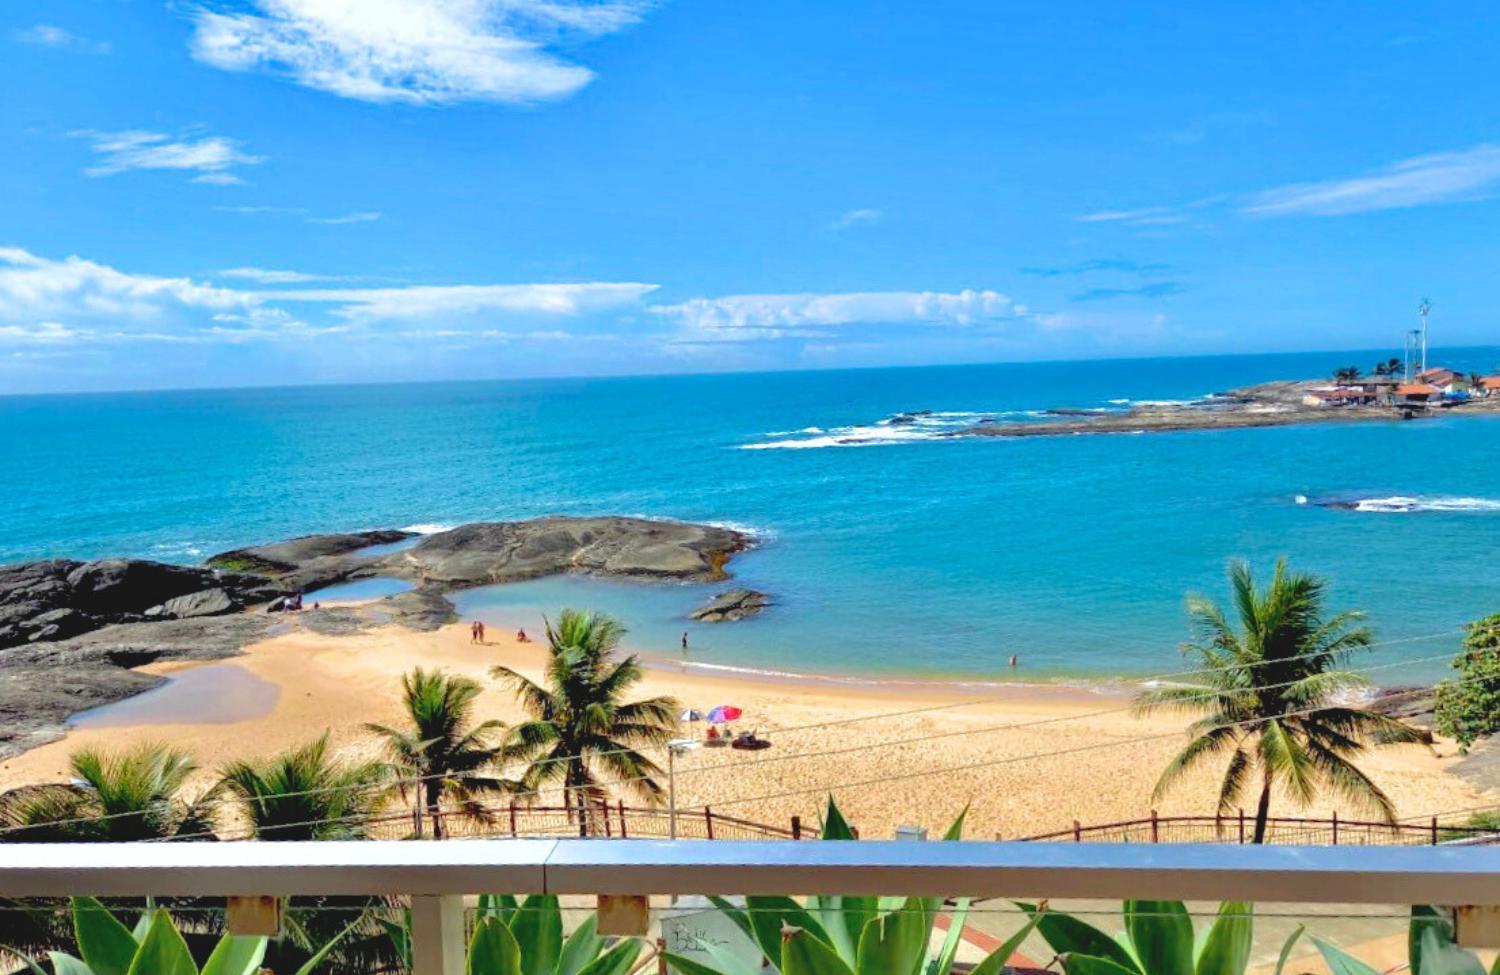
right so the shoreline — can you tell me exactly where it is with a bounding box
[0,614,1481,841]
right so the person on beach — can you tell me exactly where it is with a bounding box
[476,620,486,644]
[1008,654,1018,667]
[516,628,528,643]
[469,621,479,644]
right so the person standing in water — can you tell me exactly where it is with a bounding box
[681,631,689,651]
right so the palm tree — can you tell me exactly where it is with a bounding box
[1134,559,1425,843]
[1332,366,1361,385]
[217,733,386,840]
[0,743,211,842]
[365,668,513,839]
[490,610,679,833]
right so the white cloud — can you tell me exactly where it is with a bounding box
[306,210,382,225]
[188,0,649,105]
[14,24,109,53]
[1075,206,1187,226]
[652,289,1019,331]
[1241,145,1500,217]
[218,267,336,283]
[830,208,882,230]
[263,282,658,320]
[74,130,263,183]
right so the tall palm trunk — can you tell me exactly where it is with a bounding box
[425,779,444,840]
[1252,773,1273,844]
[570,760,589,837]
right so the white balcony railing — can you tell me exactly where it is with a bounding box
[5,840,1500,974]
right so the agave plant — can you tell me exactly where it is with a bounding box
[466,894,643,975]
[1313,906,1500,975]
[663,797,1036,975]
[7,897,347,975]
[1024,900,1271,975]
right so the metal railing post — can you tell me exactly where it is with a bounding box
[1150,810,1159,844]
[1332,811,1339,846]
[1238,809,1245,844]
[792,815,802,840]
[1073,820,1081,842]
[410,894,465,975]
[705,806,715,840]
[1434,817,1440,846]
[620,800,628,839]
[509,801,518,837]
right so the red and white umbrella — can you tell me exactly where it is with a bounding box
[705,705,742,724]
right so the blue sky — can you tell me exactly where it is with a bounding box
[2,1,1499,392]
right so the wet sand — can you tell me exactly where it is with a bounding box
[0,617,1487,840]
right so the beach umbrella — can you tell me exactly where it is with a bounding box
[680,708,703,722]
[705,705,742,724]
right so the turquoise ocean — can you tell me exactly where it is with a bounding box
[5,348,1500,687]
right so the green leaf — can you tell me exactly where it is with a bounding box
[510,895,562,975]
[200,936,267,975]
[1417,927,1486,975]
[820,799,857,841]
[783,927,855,975]
[71,898,139,975]
[1412,906,1456,975]
[48,953,94,975]
[1272,926,1304,975]
[379,916,412,971]
[1125,901,1193,975]
[1194,903,1251,975]
[479,894,521,926]
[125,912,196,975]
[1311,936,1385,975]
[661,954,727,975]
[557,914,605,975]
[745,897,833,969]
[291,915,363,975]
[940,805,970,842]
[811,896,877,967]
[468,917,523,975]
[928,898,971,975]
[1065,955,1148,975]
[855,899,927,975]
[574,939,642,975]
[966,913,1041,975]
[1020,903,1139,975]
[706,897,755,945]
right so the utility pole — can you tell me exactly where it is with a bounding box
[1418,298,1431,374]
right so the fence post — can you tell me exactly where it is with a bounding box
[509,801,517,838]
[1331,811,1339,846]
[619,800,628,839]
[1215,810,1222,838]
[603,803,613,838]
[656,937,668,975]
[1238,809,1245,844]
[1073,820,1081,842]
[410,894,464,975]
[791,815,802,840]
[1432,816,1439,846]
[1150,810,1159,843]
[705,806,715,840]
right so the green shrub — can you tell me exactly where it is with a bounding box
[1433,614,1500,751]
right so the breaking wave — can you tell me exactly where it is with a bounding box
[741,410,998,450]
[1305,495,1500,514]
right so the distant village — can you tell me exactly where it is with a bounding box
[1314,361,1500,410]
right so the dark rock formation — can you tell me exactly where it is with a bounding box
[378,517,749,588]
[690,588,771,623]
[0,559,269,650]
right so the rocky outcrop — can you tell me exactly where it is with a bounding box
[0,515,755,759]
[690,588,771,623]
[0,559,273,649]
[378,517,749,588]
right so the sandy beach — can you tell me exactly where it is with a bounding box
[2,607,1488,841]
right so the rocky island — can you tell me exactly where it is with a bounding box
[0,516,754,759]
[954,378,1500,440]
